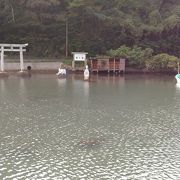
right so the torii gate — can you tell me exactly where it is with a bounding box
[0,43,28,72]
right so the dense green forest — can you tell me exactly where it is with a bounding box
[0,0,180,60]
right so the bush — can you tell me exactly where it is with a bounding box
[107,45,153,68]
[62,58,72,66]
[146,53,179,71]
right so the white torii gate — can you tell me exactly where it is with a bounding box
[0,43,28,72]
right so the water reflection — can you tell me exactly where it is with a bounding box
[19,78,27,100]
[89,74,125,87]
[176,83,180,89]
[83,81,89,97]
[112,75,125,87]
[175,83,180,98]
[0,75,180,179]
[57,77,67,87]
[0,79,6,94]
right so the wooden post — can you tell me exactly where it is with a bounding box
[20,46,24,72]
[91,59,92,72]
[72,60,75,70]
[113,58,115,73]
[0,46,4,72]
[65,17,68,57]
[11,5,15,23]
[108,58,109,73]
[85,59,87,68]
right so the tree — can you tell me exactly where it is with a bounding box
[0,0,180,58]
[107,45,154,68]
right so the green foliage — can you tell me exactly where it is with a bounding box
[146,53,179,71]
[107,45,131,58]
[0,0,180,60]
[107,45,153,68]
[62,57,72,66]
[163,15,180,30]
[107,45,179,71]
[149,10,162,26]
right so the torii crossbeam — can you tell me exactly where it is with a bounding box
[0,43,28,72]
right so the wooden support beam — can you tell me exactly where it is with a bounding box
[108,59,110,73]
[85,60,87,67]
[114,58,115,73]
[91,60,92,72]
[72,60,75,70]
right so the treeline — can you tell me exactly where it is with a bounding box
[0,0,180,60]
[108,45,179,71]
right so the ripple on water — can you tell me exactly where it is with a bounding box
[1,76,180,179]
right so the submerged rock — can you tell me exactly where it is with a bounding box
[76,137,105,149]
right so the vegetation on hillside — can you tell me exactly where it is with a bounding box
[0,0,180,70]
[108,45,179,71]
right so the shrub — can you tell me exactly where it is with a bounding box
[107,45,153,68]
[146,53,179,71]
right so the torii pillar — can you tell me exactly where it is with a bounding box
[0,46,8,77]
[20,46,24,72]
[0,46,4,72]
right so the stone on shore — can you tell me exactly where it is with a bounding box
[0,71,9,78]
[17,71,31,77]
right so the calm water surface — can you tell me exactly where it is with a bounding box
[0,74,180,179]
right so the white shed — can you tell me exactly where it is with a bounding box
[71,52,88,70]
